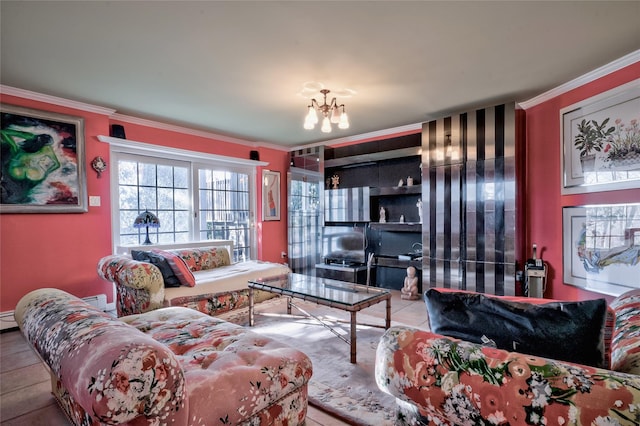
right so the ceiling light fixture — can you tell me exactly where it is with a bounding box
[303,89,349,133]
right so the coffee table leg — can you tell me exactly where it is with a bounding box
[350,311,357,364]
[249,287,254,326]
[386,296,391,329]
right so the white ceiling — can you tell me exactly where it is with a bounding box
[1,1,639,148]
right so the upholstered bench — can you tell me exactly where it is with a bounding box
[15,288,313,426]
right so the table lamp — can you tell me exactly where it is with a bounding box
[133,210,160,245]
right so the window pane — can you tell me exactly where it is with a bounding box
[157,188,174,210]
[119,161,138,185]
[139,187,157,210]
[157,165,173,187]
[139,163,156,186]
[174,167,189,188]
[119,185,138,209]
[174,188,190,210]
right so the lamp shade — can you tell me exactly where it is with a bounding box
[133,210,160,228]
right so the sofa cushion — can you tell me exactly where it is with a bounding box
[152,249,196,287]
[424,289,608,368]
[131,250,181,287]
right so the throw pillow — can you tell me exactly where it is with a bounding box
[424,289,608,368]
[151,249,197,287]
[131,250,181,288]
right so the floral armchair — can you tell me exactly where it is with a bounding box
[375,289,640,425]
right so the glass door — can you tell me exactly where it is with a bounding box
[287,169,322,275]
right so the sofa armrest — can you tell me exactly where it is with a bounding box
[610,289,640,375]
[97,255,165,315]
[376,326,640,425]
[15,288,188,425]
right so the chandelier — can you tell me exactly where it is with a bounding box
[303,89,349,133]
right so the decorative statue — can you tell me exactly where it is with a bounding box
[397,178,404,187]
[379,206,386,223]
[331,174,340,189]
[401,266,420,300]
[406,176,413,186]
[416,198,422,223]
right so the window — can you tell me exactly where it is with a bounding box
[109,139,258,262]
[117,155,191,245]
[197,168,251,261]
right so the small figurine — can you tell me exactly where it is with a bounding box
[407,176,414,186]
[399,214,405,223]
[398,179,404,187]
[379,206,386,223]
[401,266,420,300]
[331,174,340,189]
[416,198,422,223]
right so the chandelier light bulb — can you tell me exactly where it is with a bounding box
[338,111,349,129]
[306,106,318,125]
[303,118,315,130]
[321,117,332,133]
[330,105,340,124]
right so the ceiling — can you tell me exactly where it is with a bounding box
[1,1,639,148]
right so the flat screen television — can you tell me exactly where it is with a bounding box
[322,224,367,266]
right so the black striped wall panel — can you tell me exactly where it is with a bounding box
[421,103,518,296]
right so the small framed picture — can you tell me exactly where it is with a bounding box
[1,104,87,213]
[262,170,280,221]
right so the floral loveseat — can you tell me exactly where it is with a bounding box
[15,288,312,426]
[375,289,640,425]
[98,246,290,317]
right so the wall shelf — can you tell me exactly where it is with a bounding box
[369,222,422,232]
[370,185,421,196]
[374,255,422,269]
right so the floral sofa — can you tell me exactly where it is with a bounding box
[375,289,640,426]
[15,288,313,426]
[97,246,290,317]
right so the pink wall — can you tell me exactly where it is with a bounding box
[0,96,289,312]
[1,94,114,312]
[525,62,640,302]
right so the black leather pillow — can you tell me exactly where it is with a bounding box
[131,250,181,288]
[424,289,608,368]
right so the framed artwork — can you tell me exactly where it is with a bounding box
[262,170,280,221]
[560,79,640,194]
[563,203,640,296]
[1,104,87,213]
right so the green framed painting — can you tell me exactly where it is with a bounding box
[1,104,87,213]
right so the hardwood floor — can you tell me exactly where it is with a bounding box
[0,289,428,425]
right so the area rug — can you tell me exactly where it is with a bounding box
[219,298,399,425]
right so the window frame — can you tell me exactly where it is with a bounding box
[104,136,262,259]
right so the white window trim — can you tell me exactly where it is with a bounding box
[99,135,267,257]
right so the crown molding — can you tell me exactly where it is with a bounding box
[98,135,268,167]
[0,85,116,115]
[110,113,264,147]
[519,49,640,110]
[290,122,423,151]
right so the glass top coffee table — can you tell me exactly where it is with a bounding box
[248,273,391,363]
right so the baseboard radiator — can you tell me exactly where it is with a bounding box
[1,294,108,331]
